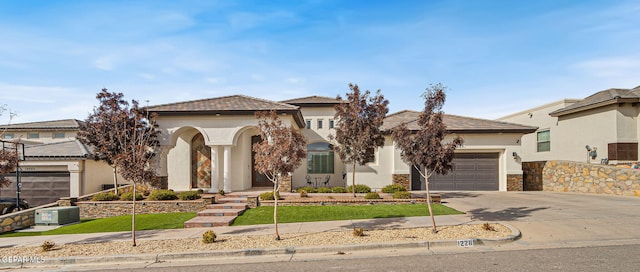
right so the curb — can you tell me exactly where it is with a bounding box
[3,223,521,269]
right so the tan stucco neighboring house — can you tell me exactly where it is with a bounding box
[498,85,640,164]
[0,119,122,206]
[148,95,537,192]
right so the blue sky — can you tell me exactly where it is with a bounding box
[1,0,639,124]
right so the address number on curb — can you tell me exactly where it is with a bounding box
[457,239,474,247]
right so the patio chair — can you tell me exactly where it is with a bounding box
[306,175,313,186]
[323,175,330,187]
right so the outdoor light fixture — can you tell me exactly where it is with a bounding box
[512,152,518,159]
[585,145,597,163]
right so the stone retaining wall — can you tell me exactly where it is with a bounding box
[77,199,212,219]
[506,174,523,191]
[0,203,58,233]
[543,160,640,196]
[523,161,546,191]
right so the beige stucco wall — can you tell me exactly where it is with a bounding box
[83,160,130,194]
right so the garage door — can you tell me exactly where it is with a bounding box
[0,172,70,207]
[411,153,499,191]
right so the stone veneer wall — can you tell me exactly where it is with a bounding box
[392,174,410,191]
[0,203,57,233]
[281,175,292,193]
[77,200,212,219]
[523,161,546,191]
[506,174,523,191]
[543,160,640,196]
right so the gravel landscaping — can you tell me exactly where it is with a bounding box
[0,223,510,258]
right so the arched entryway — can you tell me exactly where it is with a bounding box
[191,134,211,188]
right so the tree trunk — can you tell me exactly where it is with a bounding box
[112,166,119,195]
[351,161,357,198]
[422,168,437,234]
[273,180,280,241]
[132,184,137,246]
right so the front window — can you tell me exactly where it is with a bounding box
[306,120,311,129]
[329,119,335,129]
[307,142,334,174]
[28,133,39,139]
[317,119,323,129]
[53,132,65,139]
[537,130,550,152]
[3,133,13,139]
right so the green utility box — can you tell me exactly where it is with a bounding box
[35,206,80,225]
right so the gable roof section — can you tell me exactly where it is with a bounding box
[23,140,91,160]
[549,88,640,117]
[146,95,305,128]
[0,119,83,131]
[280,96,345,107]
[382,110,537,134]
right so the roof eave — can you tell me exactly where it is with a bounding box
[549,98,639,117]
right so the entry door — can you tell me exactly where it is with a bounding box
[251,136,272,187]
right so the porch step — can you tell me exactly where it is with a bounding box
[197,208,245,217]
[183,216,237,228]
[184,196,249,228]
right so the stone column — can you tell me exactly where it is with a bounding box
[208,145,220,193]
[223,145,232,192]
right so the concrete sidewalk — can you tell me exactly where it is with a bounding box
[0,214,473,248]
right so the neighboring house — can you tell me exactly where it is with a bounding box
[0,119,123,206]
[148,95,536,192]
[498,85,640,165]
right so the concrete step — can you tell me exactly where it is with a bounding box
[217,197,248,204]
[197,208,245,217]
[183,216,237,228]
[206,203,247,210]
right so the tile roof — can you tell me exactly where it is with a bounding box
[382,110,537,133]
[549,88,640,117]
[280,96,345,106]
[147,95,299,112]
[23,140,91,160]
[0,119,83,131]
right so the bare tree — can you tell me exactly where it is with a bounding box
[331,84,388,197]
[253,111,307,240]
[392,83,463,233]
[114,100,160,247]
[78,89,129,194]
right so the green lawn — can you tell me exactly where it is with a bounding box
[0,212,196,238]
[232,204,463,226]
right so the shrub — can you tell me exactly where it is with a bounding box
[197,189,204,194]
[381,184,407,193]
[259,191,281,200]
[202,230,217,244]
[297,186,316,193]
[347,184,371,194]
[316,187,332,193]
[135,184,153,196]
[41,240,56,252]
[331,186,347,193]
[364,192,381,199]
[392,191,412,199]
[119,192,144,201]
[353,227,365,237]
[481,222,496,231]
[299,190,308,198]
[178,191,202,200]
[92,192,120,201]
[148,189,178,200]
[219,189,225,196]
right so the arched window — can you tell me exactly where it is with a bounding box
[307,142,334,174]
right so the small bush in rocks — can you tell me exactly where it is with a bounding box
[364,192,381,199]
[148,189,178,201]
[353,227,365,237]
[178,191,201,200]
[297,186,316,193]
[259,191,281,200]
[202,230,217,244]
[299,190,308,198]
[119,192,144,201]
[316,187,332,193]
[92,192,120,201]
[392,191,412,199]
[481,222,496,231]
[381,184,407,193]
[41,240,56,252]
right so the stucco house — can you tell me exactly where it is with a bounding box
[498,85,640,165]
[0,119,119,206]
[148,95,536,193]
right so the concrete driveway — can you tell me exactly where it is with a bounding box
[441,191,640,249]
